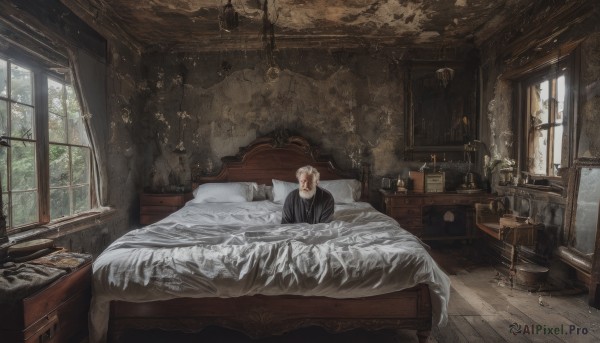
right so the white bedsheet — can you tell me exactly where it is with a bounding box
[90,201,450,342]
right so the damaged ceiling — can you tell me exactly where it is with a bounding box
[60,0,537,53]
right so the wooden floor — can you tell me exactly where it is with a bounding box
[113,243,600,343]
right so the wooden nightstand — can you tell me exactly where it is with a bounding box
[0,250,92,343]
[140,192,192,225]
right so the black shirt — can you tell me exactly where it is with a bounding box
[281,187,335,224]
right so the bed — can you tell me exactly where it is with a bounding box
[89,132,450,343]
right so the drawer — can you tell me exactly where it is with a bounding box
[421,196,477,206]
[394,217,423,228]
[2,311,58,343]
[140,205,180,214]
[21,263,90,329]
[390,207,421,218]
[22,287,90,343]
[140,213,171,225]
[387,197,423,207]
[140,194,186,207]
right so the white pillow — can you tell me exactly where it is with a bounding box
[191,182,256,203]
[272,179,298,203]
[319,179,361,203]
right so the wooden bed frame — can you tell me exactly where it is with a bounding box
[108,131,433,342]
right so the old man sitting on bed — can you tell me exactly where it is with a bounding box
[281,165,335,224]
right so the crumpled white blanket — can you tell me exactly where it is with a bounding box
[89,201,450,342]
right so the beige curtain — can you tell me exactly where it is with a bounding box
[67,48,109,207]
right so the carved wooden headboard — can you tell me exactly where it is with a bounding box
[193,132,370,201]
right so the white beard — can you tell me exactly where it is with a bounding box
[299,187,316,199]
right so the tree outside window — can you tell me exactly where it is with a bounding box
[48,78,91,220]
[0,57,93,233]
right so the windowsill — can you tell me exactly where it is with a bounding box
[519,183,562,193]
[496,184,566,203]
[3,207,117,246]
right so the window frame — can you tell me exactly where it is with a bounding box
[1,53,97,235]
[522,70,565,176]
[47,76,93,221]
[512,48,579,184]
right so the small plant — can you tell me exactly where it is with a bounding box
[484,155,515,177]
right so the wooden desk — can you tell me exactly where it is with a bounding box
[380,190,490,240]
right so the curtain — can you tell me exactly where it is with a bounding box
[67,49,109,208]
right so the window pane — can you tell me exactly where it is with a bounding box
[0,100,7,135]
[553,124,563,174]
[50,188,70,220]
[531,81,549,125]
[0,143,6,227]
[2,192,9,228]
[530,129,548,175]
[66,86,80,118]
[11,103,35,140]
[0,59,7,97]
[11,141,36,190]
[73,185,90,213]
[48,79,65,114]
[50,144,69,186]
[10,64,33,105]
[12,191,37,227]
[66,86,88,146]
[556,75,565,124]
[72,147,90,185]
[49,111,67,143]
[0,146,6,192]
[69,117,88,146]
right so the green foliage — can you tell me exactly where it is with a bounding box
[3,62,92,229]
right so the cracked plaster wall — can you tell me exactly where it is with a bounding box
[478,3,600,271]
[106,43,145,220]
[579,32,600,158]
[131,49,409,200]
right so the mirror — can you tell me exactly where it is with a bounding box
[566,158,600,256]
[405,62,478,160]
[559,158,600,308]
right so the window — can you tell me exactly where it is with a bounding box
[524,73,565,176]
[0,57,94,234]
[48,79,91,220]
[514,49,575,180]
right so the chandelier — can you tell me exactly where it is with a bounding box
[219,0,239,32]
[435,67,455,88]
[262,0,280,82]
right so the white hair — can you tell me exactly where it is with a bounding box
[296,165,320,183]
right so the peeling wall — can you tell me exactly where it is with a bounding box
[130,48,481,205]
[105,42,145,225]
[131,49,411,200]
[48,41,144,257]
[578,32,600,158]
[479,2,600,273]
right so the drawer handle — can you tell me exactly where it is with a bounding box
[39,323,58,343]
